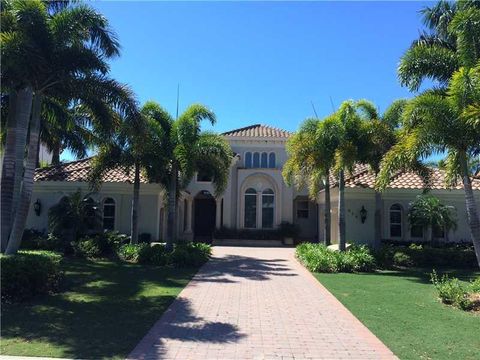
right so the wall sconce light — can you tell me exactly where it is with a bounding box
[33,199,42,216]
[360,205,367,224]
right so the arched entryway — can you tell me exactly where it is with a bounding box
[194,190,216,241]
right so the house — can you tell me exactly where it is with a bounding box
[27,124,480,245]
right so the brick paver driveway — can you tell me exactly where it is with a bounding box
[128,246,396,360]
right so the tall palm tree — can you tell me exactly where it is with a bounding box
[283,116,340,246]
[398,0,480,91]
[159,104,233,251]
[378,65,480,267]
[90,101,170,244]
[2,0,133,254]
[379,1,480,267]
[356,100,400,249]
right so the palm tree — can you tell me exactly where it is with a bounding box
[90,101,170,244]
[398,0,480,91]
[356,100,400,249]
[333,101,365,251]
[159,104,233,251]
[379,1,480,267]
[2,0,133,254]
[283,116,340,246]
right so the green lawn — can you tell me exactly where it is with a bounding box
[315,269,480,360]
[1,258,198,359]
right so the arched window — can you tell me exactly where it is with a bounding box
[253,152,260,168]
[245,152,252,168]
[103,198,115,231]
[390,204,402,238]
[244,188,257,228]
[268,152,276,168]
[262,188,275,228]
[261,152,268,168]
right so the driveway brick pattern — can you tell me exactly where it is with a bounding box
[128,246,396,360]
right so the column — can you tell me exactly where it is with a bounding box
[185,198,193,234]
[216,197,222,229]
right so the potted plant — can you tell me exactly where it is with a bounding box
[279,221,299,245]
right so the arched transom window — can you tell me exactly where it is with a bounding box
[244,152,276,168]
[390,204,402,238]
[103,198,115,231]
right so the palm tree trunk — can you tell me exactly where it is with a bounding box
[324,175,331,246]
[1,88,33,252]
[166,164,177,252]
[51,144,61,165]
[374,189,382,250]
[338,169,346,251]
[460,157,480,268]
[5,94,42,255]
[130,160,140,244]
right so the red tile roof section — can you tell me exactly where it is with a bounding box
[34,158,149,183]
[222,124,291,138]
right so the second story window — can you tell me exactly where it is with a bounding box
[244,151,276,169]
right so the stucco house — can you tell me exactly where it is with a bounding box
[27,124,480,245]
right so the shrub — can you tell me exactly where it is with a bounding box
[431,270,473,310]
[117,243,145,262]
[296,243,376,273]
[138,244,167,265]
[393,251,414,267]
[104,231,130,251]
[168,242,212,267]
[1,251,63,302]
[470,277,480,293]
[72,234,110,258]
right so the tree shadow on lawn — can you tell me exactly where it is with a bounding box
[1,259,202,359]
[192,255,297,283]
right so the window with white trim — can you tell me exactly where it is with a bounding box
[244,188,257,228]
[297,200,309,219]
[262,189,275,228]
[103,198,115,231]
[390,204,402,238]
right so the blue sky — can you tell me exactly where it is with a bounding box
[64,0,433,160]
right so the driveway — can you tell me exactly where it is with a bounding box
[128,246,396,360]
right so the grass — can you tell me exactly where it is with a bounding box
[315,268,480,360]
[1,258,198,359]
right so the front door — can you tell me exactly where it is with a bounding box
[194,196,216,241]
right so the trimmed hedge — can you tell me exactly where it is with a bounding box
[296,243,376,273]
[117,242,211,267]
[376,244,477,269]
[1,251,63,302]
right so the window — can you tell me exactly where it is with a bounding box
[103,198,115,231]
[297,201,309,219]
[390,204,402,237]
[268,153,276,168]
[244,188,257,228]
[253,152,260,168]
[262,189,275,228]
[196,170,212,182]
[245,152,252,168]
[261,152,268,168]
[433,225,445,238]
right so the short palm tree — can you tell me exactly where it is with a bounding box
[408,194,457,243]
[162,105,233,250]
[283,116,340,246]
[90,101,170,244]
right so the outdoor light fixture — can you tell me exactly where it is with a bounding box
[360,206,367,224]
[33,199,42,216]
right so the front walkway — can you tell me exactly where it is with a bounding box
[128,246,396,360]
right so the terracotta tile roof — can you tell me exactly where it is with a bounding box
[223,124,291,138]
[332,164,480,190]
[34,157,149,183]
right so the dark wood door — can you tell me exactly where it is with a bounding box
[194,198,216,238]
